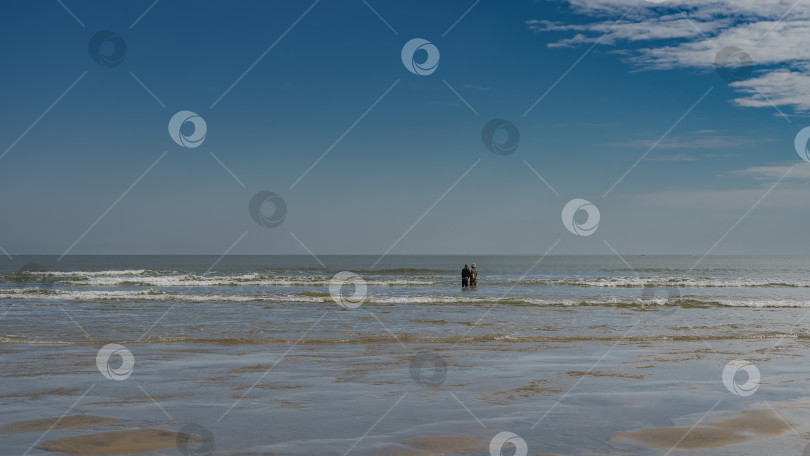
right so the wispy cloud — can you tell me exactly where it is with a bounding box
[612,133,757,150]
[632,161,810,209]
[531,0,810,110]
[731,162,810,179]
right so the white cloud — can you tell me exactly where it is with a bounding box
[531,0,810,110]
[561,0,808,20]
[731,69,810,111]
[631,161,810,209]
[730,162,810,179]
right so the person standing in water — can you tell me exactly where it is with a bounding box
[470,263,478,287]
[461,264,471,288]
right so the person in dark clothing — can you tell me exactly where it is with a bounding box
[461,264,470,288]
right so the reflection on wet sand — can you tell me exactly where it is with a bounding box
[36,429,197,455]
[610,409,793,449]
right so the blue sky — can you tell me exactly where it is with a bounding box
[0,0,808,256]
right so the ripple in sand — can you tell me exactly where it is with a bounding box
[610,409,793,450]
[0,415,118,434]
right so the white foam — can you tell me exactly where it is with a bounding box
[0,288,806,308]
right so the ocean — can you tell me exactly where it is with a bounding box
[2,255,810,455]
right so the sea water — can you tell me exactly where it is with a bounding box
[2,255,810,455]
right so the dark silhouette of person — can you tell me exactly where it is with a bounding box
[461,264,471,288]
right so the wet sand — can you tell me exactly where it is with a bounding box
[3,305,810,455]
[36,429,196,455]
[610,409,794,450]
[4,338,810,455]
